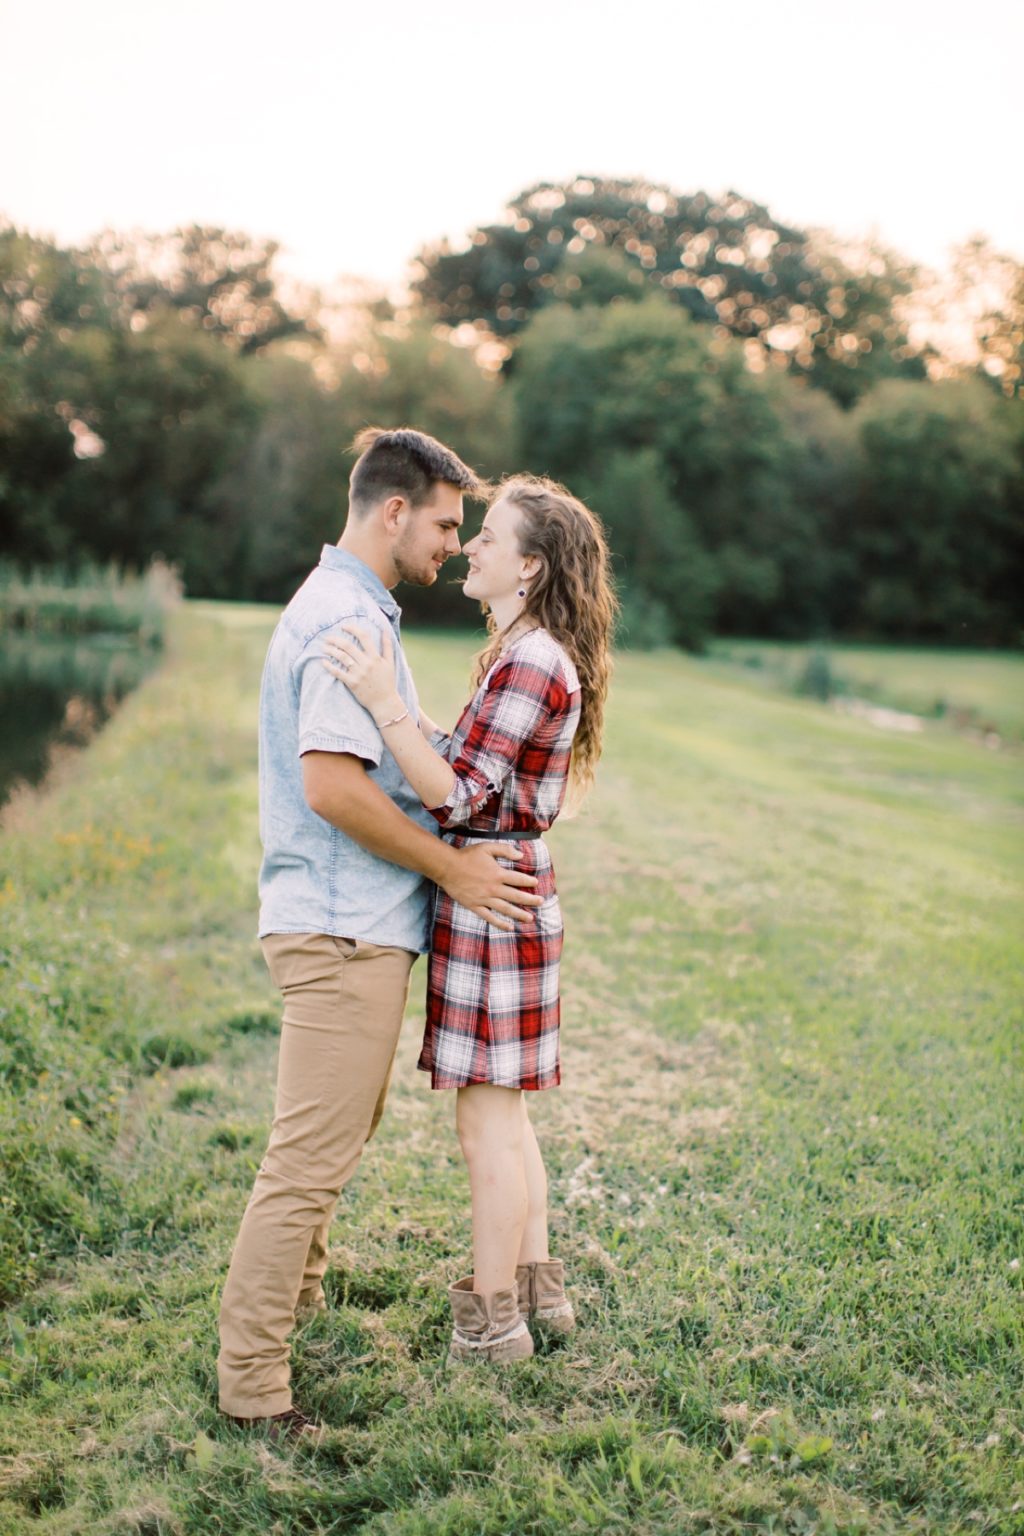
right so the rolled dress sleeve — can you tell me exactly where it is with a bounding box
[431,652,571,828]
[294,618,385,766]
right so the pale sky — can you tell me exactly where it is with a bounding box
[3,0,1021,296]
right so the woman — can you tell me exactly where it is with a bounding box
[323,475,615,1363]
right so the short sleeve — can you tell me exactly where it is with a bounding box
[295,618,384,766]
[431,651,570,828]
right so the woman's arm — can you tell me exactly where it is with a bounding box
[323,625,455,809]
[375,710,455,809]
[324,624,568,828]
[434,650,567,829]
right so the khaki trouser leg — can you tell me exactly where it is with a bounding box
[217,932,414,1418]
[296,1051,396,1311]
[296,1220,331,1313]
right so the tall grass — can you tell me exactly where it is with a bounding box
[0,559,182,643]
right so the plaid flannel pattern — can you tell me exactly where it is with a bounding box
[419,631,582,1091]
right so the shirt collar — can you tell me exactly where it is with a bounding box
[318,545,401,621]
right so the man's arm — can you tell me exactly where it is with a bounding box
[302,752,539,930]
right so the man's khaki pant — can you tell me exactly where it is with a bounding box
[217,932,415,1418]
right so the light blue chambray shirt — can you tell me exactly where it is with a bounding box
[257,545,440,951]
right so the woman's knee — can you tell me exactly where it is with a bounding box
[456,1086,524,1162]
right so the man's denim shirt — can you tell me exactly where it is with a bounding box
[258,546,439,951]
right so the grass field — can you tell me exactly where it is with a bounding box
[706,640,1024,742]
[1,604,1022,1535]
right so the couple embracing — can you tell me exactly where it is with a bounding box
[217,427,616,1438]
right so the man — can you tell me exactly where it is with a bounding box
[217,427,540,1437]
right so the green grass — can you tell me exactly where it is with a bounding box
[0,560,181,641]
[707,640,1024,741]
[1,608,1021,1535]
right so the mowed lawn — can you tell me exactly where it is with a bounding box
[706,640,1024,741]
[0,605,1021,1536]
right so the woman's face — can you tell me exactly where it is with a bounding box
[462,496,529,605]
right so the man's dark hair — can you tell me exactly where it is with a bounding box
[347,427,484,516]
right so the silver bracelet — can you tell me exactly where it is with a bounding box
[377,707,410,730]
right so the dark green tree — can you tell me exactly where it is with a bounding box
[48,319,259,592]
[330,320,511,625]
[89,225,321,352]
[413,177,925,405]
[333,320,511,482]
[226,351,350,601]
[586,449,717,648]
[851,379,1023,642]
[512,294,842,643]
[950,238,1024,401]
[0,226,112,349]
[0,224,313,587]
[765,379,862,634]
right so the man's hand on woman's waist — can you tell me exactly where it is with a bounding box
[301,751,539,932]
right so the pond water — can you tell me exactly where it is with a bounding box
[0,634,158,809]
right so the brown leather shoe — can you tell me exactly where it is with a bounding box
[226,1407,322,1444]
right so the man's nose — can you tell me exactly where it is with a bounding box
[447,530,462,554]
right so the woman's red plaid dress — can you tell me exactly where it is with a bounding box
[419,628,582,1091]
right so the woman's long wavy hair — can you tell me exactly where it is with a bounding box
[474,475,617,805]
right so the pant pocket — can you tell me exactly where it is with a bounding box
[261,932,354,993]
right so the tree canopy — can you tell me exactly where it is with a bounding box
[412,176,926,406]
[1,214,1020,647]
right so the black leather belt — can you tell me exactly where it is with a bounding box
[455,827,542,840]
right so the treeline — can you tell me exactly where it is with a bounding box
[2,179,1022,646]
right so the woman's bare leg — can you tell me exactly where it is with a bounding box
[517,1098,551,1264]
[456,1084,528,1295]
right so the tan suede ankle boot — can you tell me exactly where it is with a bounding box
[515,1259,576,1334]
[448,1276,534,1363]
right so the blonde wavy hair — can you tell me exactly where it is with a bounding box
[474,475,617,803]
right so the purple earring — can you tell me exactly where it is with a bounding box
[517,586,527,599]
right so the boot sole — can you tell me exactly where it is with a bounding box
[448,1333,535,1364]
[536,1306,575,1333]
[519,1308,576,1336]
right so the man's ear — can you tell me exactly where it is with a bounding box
[381,495,408,535]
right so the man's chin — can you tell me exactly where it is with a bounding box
[394,563,439,588]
